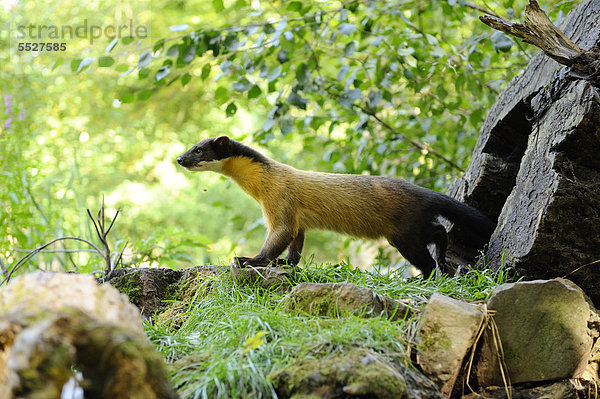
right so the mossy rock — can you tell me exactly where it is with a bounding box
[280,282,412,320]
[270,348,441,399]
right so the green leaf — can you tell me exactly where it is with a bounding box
[397,47,415,56]
[181,73,192,87]
[213,0,224,12]
[138,68,151,79]
[201,64,211,80]
[337,64,350,81]
[262,118,277,131]
[287,1,302,11]
[267,65,282,82]
[491,32,514,53]
[279,117,293,135]
[287,92,309,110]
[166,45,179,58]
[98,56,114,67]
[215,86,229,104]
[76,57,94,73]
[182,45,196,63]
[138,51,152,68]
[115,64,129,73]
[248,85,262,99]
[137,90,153,101]
[338,23,357,35]
[425,34,439,45]
[225,102,238,117]
[232,77,253,92]
[105,38,118,54]
[343,41,356,57]
[51,58,64,70]
[153,40,165,53]
[122,36,134,45]
[156,66,171,81]
[120,93,135,103]
[338,88,361,107]
[469,108,484,126]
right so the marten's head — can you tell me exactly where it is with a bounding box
[177,135,268,172]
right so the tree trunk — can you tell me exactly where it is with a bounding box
[446,0,600,304]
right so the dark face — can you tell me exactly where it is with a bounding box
[177,136,233,172]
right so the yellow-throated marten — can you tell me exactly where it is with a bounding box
[177,136,494,276]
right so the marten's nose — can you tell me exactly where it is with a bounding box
[177,157,183,165]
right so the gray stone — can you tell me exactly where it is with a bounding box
[417,293,485,397]
[476,278,596,386]
[280,282,411,320]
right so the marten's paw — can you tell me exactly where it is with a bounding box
[231,256,293,268]
[231,256,252,267]
[232,256,271,267]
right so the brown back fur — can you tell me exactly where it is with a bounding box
[223,156,433,241]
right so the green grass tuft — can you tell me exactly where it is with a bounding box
[145,262,511,398]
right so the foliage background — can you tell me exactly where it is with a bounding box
[0,0,576,275]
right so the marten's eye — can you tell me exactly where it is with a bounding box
[195,148,201,154]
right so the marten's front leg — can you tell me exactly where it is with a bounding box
[244,227,294,266]
[285,230,304,266]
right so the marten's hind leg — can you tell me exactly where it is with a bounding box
[389,237,437,277]
[430,222,448,269]
[388,222,447,277]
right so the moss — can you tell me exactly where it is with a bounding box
[111,272,144,306]
[419,321,452,352]
[270,349,412,399]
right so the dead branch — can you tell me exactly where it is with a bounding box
[480,1,600,84]
[1,200,125,286]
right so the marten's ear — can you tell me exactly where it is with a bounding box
[214,135,230,147]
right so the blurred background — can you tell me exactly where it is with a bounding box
[0,0,576,275]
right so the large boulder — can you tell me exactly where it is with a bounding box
[0,272,177,399]
[445,0,600,305]
[475,278,599,386]
[417,293,485,397]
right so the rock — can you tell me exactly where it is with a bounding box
[270,348,442,399]
[107,265,220,318]
[230,263,293,290]
[0,271,144,334]
[417,293,485,397]
[475,278,597,386]
[107,267,183,318]
[280,282,411,320]
[444,0,600,305]
[0,272,178,399]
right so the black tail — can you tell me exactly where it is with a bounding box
[435,194,495,247]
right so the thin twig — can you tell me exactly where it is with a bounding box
[14,248,98,253]
[1,236,104,285]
